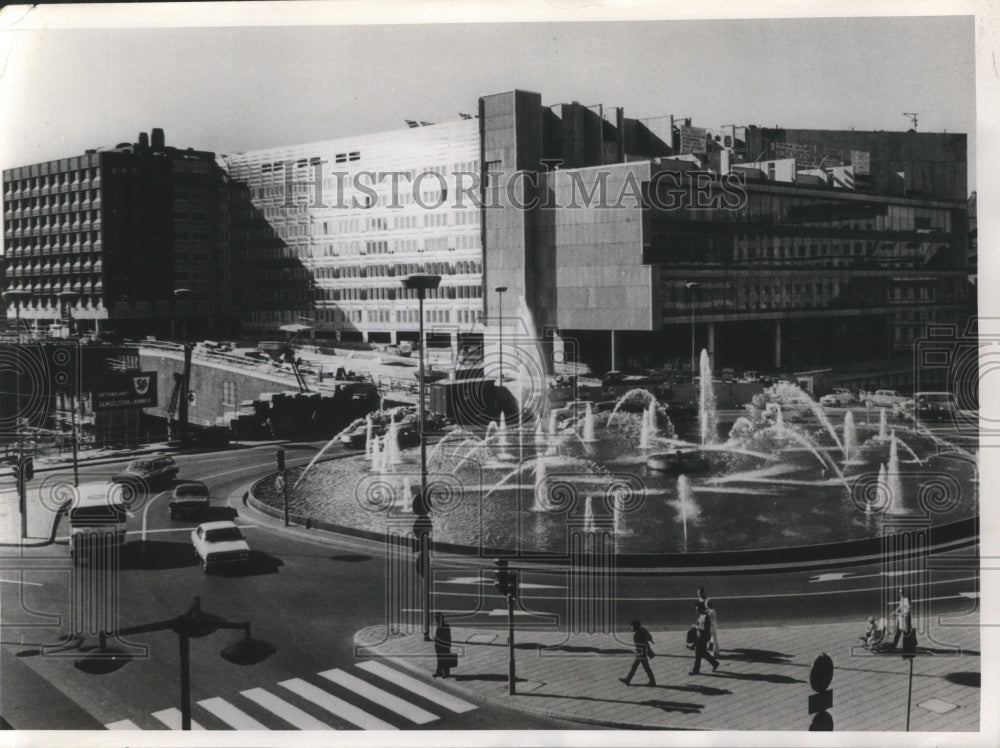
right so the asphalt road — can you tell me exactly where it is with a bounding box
[0,439,980,732]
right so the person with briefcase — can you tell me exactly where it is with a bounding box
[433,612,456,678]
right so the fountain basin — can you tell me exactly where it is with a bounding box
[646,449,711,474]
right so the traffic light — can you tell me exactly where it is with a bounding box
[276,448,285,473]
[493,558,517,599]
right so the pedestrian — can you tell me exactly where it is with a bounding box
[705,598,721,657]
[432,612,453,678]
[690,602,720,675]
[620,619,656,686]
[890,589,912,650]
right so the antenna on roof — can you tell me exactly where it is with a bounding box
[903,112,918,130]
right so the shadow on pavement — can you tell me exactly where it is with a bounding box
[121,541,198,570]
[330,554,373,562]
[711,671,805,684]
[167,507,239,524]
[210,550,283,577]
[719,648,794,664]
[521,690,705,715]
[453,673,531,683]
[517,643,631,655]
[944,672,980,688]
[654,684,732,696]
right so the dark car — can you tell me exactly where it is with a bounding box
[913,392,959,422]
[111,456,179,488]
[339,415,421,449]
[169,480,211,519]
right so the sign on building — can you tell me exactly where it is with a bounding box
[93,371,159,411]
[851,150,871,175]
[678,125,709,154]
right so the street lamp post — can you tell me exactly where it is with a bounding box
[402,274,441,642]
[494,286,508,385]
[686,282,700,379]
[174,289,193,448]
[58,291,80,486]
[4,290,32,537]
[76,597,274,730]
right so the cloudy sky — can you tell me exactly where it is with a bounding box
[0,5,980,191]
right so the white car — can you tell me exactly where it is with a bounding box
[819,389,854,407]
[191,521,250,573]
[868,389,907,408]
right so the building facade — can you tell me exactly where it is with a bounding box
[2,129,232,338]
[222,121,485,347]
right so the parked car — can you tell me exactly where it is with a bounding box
[913,391,959,422]
[868,389,907,408]
[191,521,250,573]
[819,389,854,408]
[111,456,179,487]
[169,481,211,519]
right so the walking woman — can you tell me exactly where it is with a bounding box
[433,612,453,678]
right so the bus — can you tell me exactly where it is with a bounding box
[68,482,129,564]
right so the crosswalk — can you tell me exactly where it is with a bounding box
[103,660,477,730]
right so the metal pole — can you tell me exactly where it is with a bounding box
[418,290,430,642]
[905,656,914,731]
[497,291,503,384]
[71,385,79,487]
[508,592,516,695]
[690,293,696,378]
[180,631,191,730]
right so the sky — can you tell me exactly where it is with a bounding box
[0,6,980,192]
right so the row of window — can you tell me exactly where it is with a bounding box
[319,285,484,302]
[4,169,100,192]
[310,261,483,279]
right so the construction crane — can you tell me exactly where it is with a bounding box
[903,113,918,130]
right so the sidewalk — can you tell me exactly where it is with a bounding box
[354,616,980,731]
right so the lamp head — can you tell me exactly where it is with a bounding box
[401,274,441,291]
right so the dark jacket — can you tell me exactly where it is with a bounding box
[633,626,654,656]
[434,623,452,654]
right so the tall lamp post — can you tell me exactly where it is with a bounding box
[3,290,32,538]
[75,597,274,730]
[174,288,193,448]
[686,282,700,379]
[494,286,508,384]
[57,291,81,486]
[401,273,441,642]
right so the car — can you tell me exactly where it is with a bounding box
[111,456,179,487]
[819,388,855,407]
[169,480,211,519]
[339,415,421,449]
[191,521,250,573]
[868,389,907,408]
[913,391,959,422]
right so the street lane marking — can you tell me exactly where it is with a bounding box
[198,697,269,730]
[151,708,204,730]
[959,591,980,598]
[439,576,565,589]
[318,669,437,724]
[105,719,139,730]
[278,678,396,730]
[240,688,332,730]
[140,490,169,545]
[356,661,476,713]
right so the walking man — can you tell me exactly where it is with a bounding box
[705,598,721,657]
[620,619,656,686]
[690,602,720,675]
[890,589,912,650]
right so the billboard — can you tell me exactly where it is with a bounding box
[678,125,708,154]
[93,371,159,411]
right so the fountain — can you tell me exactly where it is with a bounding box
[532,460,548,512]
[878,409,888,440]
[612,490,629,536]
[886,432,908,514]
[385,416,401,468]
[583,496,596,533]
[639,400,656,449]
[364,415,374,458]
[581,402,596,443]
[698,350,718,445]
[843,411,857,463]
[673,475,698,549]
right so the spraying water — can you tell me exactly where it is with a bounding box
[364,415,373,459]
[639,400,656,449]
[698,349,718,446]
[878,409,888,440]
[582,402,596,443]
[886,432,906,514]
[843,411,857,462]
[875,463,887,514]
[532,460,548,512]
[583,496,596,533]
[385,416,401,468]
[397,476,412,510]
[548,410,559,437]
[606,388,658,428]
[674,475,698,549]
[612,490,627,536]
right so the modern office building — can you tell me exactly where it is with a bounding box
[2,129,232,338]
[222,121,486,347]
[479,90,970,377]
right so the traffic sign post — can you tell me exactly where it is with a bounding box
[808,653,834,730]
[494,559,519,695]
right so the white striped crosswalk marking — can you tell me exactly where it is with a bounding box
[278,678,397,730]
[318,668,438,725]
[240,688,333,730]
[105,719,139,730]
[151,708,204,730]
[356,661,477,713]
[199,697,269,729]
